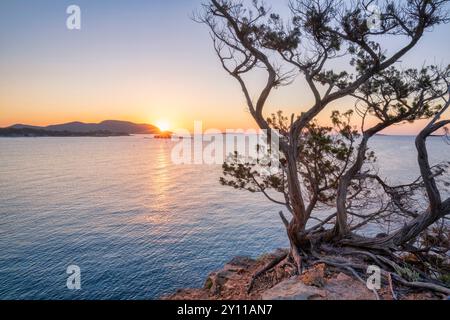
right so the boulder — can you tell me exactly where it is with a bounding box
[323,273,376,300]
[262,272,377,300]
[261,277,326,300]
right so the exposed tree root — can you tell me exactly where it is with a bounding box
[391,274,450,295]
[312,245,450,298]
[311,258,377,298]
[247,250,288,293]
[291,244,304,275]
[246,223,449,297]
[387,273,397,300]
[247,234,450,297]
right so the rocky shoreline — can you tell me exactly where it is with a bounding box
[164,249,444,300]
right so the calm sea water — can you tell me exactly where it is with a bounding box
[0,135,448,300]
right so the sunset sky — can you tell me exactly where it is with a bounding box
[0,0,449,134]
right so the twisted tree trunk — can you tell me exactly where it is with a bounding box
[281,141,312,271]
[334,134,371,237]
[347,117,450,249]
[334,122,393,238]
[389,119,450,246]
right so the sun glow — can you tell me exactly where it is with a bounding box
[156,120,170,132]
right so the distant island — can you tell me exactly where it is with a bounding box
[0,120,160,137]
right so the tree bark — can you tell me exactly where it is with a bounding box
[389,120,450,245]
[334,134,371,237]
[334,122,390,237]
[346,119,450,249]
[285,147,306,224]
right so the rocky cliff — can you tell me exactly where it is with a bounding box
[164,249,443,300]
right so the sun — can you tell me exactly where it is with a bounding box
[156,120,170,132]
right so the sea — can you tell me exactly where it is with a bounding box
[0,135,448,299]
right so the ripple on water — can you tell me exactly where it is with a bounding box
[0,135,448,299]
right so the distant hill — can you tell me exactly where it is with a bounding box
[9,120,160,135]
[0,127,129,137]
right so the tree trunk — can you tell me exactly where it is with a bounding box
[345,119,450,249]
[334,133,372,237]
[389,120,450,245]
[284,146,306,224]
[333,121,395,238]
[282,142,311,271]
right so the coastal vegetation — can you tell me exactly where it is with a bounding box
[197,0,450,297]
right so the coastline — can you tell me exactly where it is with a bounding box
[164,249,446,300]
[0,128,130,137]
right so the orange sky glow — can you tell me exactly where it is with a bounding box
[0,1,449,136]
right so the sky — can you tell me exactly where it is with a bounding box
[0,0,449,134]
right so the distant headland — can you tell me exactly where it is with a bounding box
[0,120,160,137]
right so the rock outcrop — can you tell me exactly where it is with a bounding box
[261,278,326,300]
[163,250,443,300]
